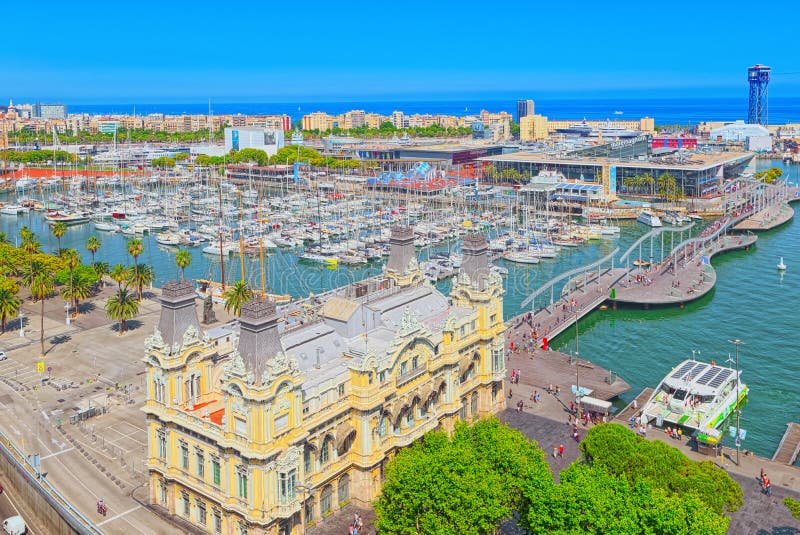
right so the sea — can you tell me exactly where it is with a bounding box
[64,97,800,126]
[0,154,797,459]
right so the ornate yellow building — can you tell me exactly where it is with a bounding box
[142,227,507,534]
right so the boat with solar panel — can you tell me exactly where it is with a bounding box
[641,359,747,444]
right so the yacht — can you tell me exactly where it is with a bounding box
[503,250,540,264]
[0,204,29,215]
[637,211,663,227]
[45,212,90,225]
[641,359,747,444]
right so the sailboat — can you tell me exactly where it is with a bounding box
[777,257,787,270]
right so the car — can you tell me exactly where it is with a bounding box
[0,352,7,361]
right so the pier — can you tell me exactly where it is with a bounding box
[772,423,800,465]
[613,387,654,425]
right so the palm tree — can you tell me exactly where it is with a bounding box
[175,249,192,279]
[85,236,101,264]
[127,239,145,297]
[93,261,110,288]
[19,226,34,243]
[110,264,129,290]
[62,273,93,315]
[29,270,55,356]
[51,222,68,255]
[0,231,9,245]
[105,288,139,335]
[0,284,21,334]
[224,280,253,317]
[61,248,81,315]
[128,264,155,300]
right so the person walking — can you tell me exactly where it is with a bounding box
[558,444,564,459]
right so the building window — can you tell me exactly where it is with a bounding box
[275,413,288,431]
[304,445,313,475]
[459,399,467,420]
[213,509,222,534]
[471,319,476,331]
[196,499,207,526]
[338,383,345,397]
[320,485,333,515]
[181,492,190,517]
[490,314,497,324]
[159,480,167,504]
[399,361,408,375]
[378,414,388,437]
[368,372,373,385]
[419,400,428,418]
[279,469,297,504]
[379,371,386,383]
[459,326,466,337]
[237,468,248,500]
[320,436,332,465]
[157,430,167,460]
[238,522,248,535]
[304,497,315,524]
[492,348,503,372]
[212,457,221,486]
[412,356,419,369]
[154,379,165,403]
[403,407,414,427]
[196,448,205,479]
[338,474,350,504]
[235,417,247,436]
[471,392,479,416]
[180,441,189,470]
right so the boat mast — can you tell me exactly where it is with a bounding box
[239,189,245,282]
[259,190,266,298]
[218,174,225,290]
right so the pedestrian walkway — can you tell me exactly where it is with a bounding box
[772,423,800,465]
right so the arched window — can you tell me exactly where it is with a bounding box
[320,484,333,515]
[412,355,419,369]
[470,391,479,416]
[304,496,315,525]
[304,444,314,475]
[378,414,388,437]
[320,436,333,465]
[338,474,350,504]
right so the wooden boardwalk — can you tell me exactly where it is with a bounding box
[735,202,795,231]
[611,234,757,306]
[613,387,654,425]
[772,422,800,465]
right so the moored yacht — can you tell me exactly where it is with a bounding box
[637,211,663,227]
[641,359,747,444]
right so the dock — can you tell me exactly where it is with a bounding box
[772,422,800,465]
[613,387,654,424]
[734,202,795,231]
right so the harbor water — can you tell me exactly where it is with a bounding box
[0,160,796,459]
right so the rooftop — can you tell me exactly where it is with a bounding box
[478,150,753,170]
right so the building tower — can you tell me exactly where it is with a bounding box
[384,225,422,287]
[516,99,535,123]
[747,65,771,126]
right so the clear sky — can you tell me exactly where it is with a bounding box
[4,0,800,102]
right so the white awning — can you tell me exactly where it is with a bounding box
[580,396,612,412]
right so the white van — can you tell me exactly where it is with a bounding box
[2,515,26,534]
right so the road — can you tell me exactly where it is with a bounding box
[0,484,36,534]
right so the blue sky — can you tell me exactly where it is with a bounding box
[4,0,800,102]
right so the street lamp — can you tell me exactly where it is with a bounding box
[728,339,744,466]
[575,312,581,423]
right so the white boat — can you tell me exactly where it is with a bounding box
[641,359,747,445]
[94,221,119,232]
[156,232,182,246]
[45,212,90,225]
[777,257,786,270]
[0,204,29,215]
[503,250,540,264]
[490,265,509,276]
[637,211,663,227]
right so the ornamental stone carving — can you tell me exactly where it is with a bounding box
[144,328,165,354]
[398,306,421,337]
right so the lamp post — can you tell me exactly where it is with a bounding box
[575,312,581,422]
[728,339,744,466]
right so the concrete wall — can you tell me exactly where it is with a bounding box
[0,433,101,535]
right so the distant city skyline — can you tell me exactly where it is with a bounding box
[4,0,800,102]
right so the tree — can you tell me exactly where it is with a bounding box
[93,261,110,287]
[85,236,101,264]
[29,269,55,356]
[61,249,81,315]
[579,423,743,515]
[175,249,192,279]
[375,417,551,535]
[61,272,93,315]
[105,288,139,335]
[127,239,145,297]
[128,264,155,300]
[110,263,129,289]
[522,463,728,535]
[755,167,783,184]
[224,280,253,317]
[0,278,21,334]
[51,222,68,255]
[151,156,176,168]
[785,497,800,521]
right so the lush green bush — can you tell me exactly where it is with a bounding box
[375,417,551,535]
[580,423,743,514]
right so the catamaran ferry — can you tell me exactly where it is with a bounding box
[641,359,747,444]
